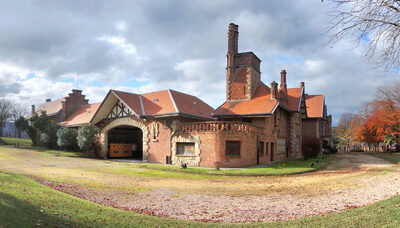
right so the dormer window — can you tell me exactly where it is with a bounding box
[193,101,197,105]
[153,98,159,103]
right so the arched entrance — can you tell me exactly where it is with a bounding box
[99,117,149,160]
[107,126,143,159]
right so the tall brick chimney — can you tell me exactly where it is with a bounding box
[45,98,51,102]
[280,70,287,97]
[270,81,278,100]
[31,105,35,115]
[300,81,305,90]
[226,23,239,100]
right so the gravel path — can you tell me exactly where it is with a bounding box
[38,152,400,223]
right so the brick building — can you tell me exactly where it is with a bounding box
[34,23,331,168]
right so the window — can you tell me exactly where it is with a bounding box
[226,141,241,156]
[265,142,269,156]
[277,138,286,154]
[176,142,195,156]
[271,142,275,161]
[258,142,264,156]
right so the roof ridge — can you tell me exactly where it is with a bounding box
[167,89,179,113]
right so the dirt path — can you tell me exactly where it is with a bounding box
[1,147,399,223]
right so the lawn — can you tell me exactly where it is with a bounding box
[0,137,32,147]
[134,154,331,176]
[370,152,400,164]
[2,171,400,227]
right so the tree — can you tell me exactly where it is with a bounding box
[77,124,99,158]
[384,133,396,155]
[11,105,27,138]
[56,128,78,151]
[29,111,58,148]
[0,100,12,137]
[326,0,400,70]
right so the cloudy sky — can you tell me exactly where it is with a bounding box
[0,0,397,124]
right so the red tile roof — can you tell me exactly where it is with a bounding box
[169,90,214,119]
[305,94,324,118]
[112,90,143,115]
[59,102,101,127]
[287,88,302,112]
[214,83,279,116]
[36,98,65,116]
[110,89,213,119]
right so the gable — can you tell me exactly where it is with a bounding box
[107,101,133,119]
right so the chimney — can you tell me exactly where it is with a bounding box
[270,81,278,100]
[31,105,35,115]
[227,23,239,56]
[45,98,51,103]
[226,23,239,100]
[300,81,305,90]
[61,101,66,121]
[280,70,287,97]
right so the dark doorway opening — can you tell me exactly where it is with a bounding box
[271,142,275,162]
[108,126,143,160]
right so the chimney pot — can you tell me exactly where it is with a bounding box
[45,99,51,102]
[300,81,305,88]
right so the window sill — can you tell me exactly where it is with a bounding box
[225,155,241,158]
[176,154,196,157]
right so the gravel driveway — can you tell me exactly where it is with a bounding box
[33,152,400,223]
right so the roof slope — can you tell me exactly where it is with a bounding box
[169,89,214,119]
[214,83,278,116]
[59,102,101,127]
[305,94,324,118]
[287,88,302,112]
[36,98,65,116]
[112,90,143,115]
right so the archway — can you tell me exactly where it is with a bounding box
[99,117,149,160]
[107,126,143,159]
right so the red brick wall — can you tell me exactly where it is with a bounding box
[147,120,171,164]
[302,119,317,138]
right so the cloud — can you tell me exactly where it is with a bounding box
[0,0,395,125]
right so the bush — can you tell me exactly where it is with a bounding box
[0,138,5,145]
[302,136,321,159]
[38,121,58,148]
[77,124,99,158]
[56,128,78,151]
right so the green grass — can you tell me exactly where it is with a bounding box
[370,152,400,164]
[0,137,32,147]
[130,154,331,177]
[2,171,400,227]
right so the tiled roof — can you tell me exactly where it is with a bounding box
[287,88,302,112]
[169,90,214,119]
[112,90,143,115]
[59,102,101,127]
[36,98,65,116]
[111,89,213,119]
[305,94,324,118]
[214,83,279,116]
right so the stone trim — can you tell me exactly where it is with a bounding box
[99,117,149,160]
[171,135,201,166]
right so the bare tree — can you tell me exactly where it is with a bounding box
[11,105,28,138]
[0,100,12,137]
[326,0,400,70]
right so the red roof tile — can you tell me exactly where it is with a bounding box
[214,83,278,116]
[287,88,302,112]
[112,90,143,115]
[169,90,214,119]
[305,94,324,118]
[59,102,101,127]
